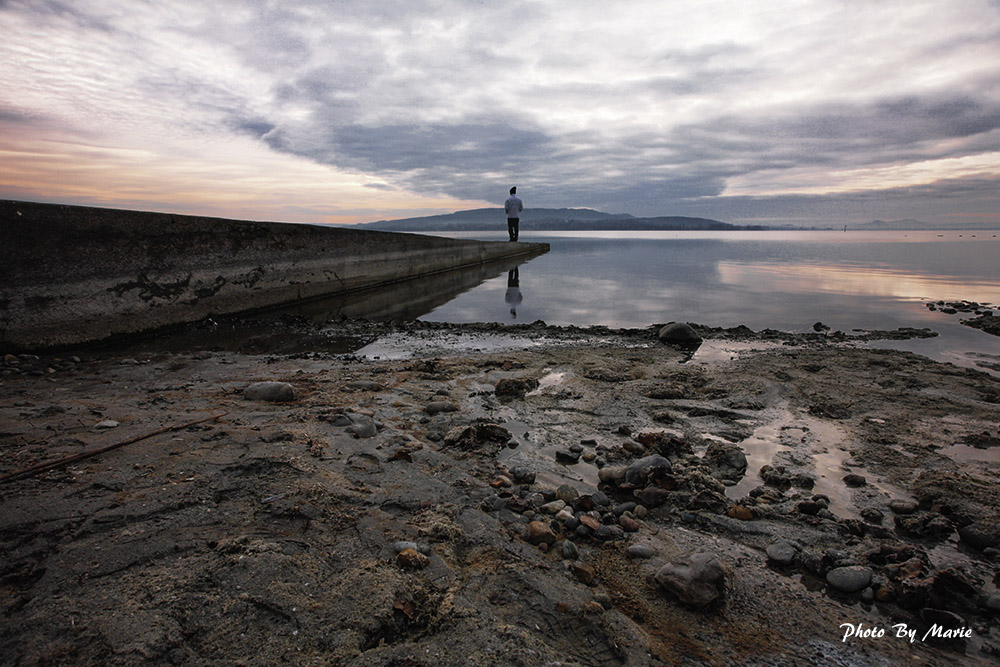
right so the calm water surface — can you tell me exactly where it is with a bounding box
[415,230,1000,372]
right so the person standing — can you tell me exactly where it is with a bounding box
[504,186,523,241]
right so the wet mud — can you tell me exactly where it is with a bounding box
[1,319,999,665]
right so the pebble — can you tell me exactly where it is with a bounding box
[555,450,581,464]
[540,500,567,515]
[984,594,1000,612]
[424,401,458,415]
[595,525,624,541]
[556,484,579,503]
[654,552,727,608]
[727,505,754,521]
[842,473,867,487]
[569,561,596,586]
[626,544,655,560]
[561,540,580,561]
[619,515,640,532]
[765,541,797,566]
[888,498,918,514]
[958,524,1000,551]
[511,466,536,485]
[95,420,120,429]
[579,515,601,531]
[826,566,873,593]
[244,381,295,402]
[526,521,557,546]
[397,548,430,569]
[797,501,822,516]
[345,415,378,438]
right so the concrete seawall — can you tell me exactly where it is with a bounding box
[0,200,548,350]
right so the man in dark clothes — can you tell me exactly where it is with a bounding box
[504,186,523,241]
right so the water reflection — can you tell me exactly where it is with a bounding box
[505,268,523,319]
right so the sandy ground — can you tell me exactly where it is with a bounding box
[2,320,999,666]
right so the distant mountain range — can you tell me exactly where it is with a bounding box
[358,207,766,232]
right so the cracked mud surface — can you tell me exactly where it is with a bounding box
[2,322,999,665]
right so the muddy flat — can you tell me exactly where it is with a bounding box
[2,322,998,665]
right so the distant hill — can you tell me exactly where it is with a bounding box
[358,208,764,232]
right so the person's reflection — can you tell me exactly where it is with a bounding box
[505,267,523,319]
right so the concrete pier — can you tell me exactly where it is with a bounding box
[0,200,547,350]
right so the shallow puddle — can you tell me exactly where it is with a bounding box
[938,443,1000,464]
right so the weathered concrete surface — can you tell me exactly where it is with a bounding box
[0,200,547,350]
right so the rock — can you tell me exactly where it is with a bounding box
[397,548,430,569]
[579,515,601,531]
[344,380,383,391]
[345,415,378,438]
[494,377,540,398]
[958,524,1000,551]
[727,505,754,521]
[760,465,792,488]
[658,322,702,346]
[984,594,1000,612]
[626,544,655,559]
[634,486,670,508]
[511,466,536,485]
[95,419,120,429]
[597,466,627,486]
[424,401,458,415]
[526,521,557,546]
[392,541,430,556]
[654,552,728,608]
[797,501,823,516]
[490,476,512,488]
[569,561,596,585]
[555,450,581,464]
[443,421,512,451]
[619,515,640,532]
[540,500,567,515]
[703,442,748,482]
[595,525,625,541]
[561,540,580,561]
[843,473,867,487]
[766,541,796,566]
[889,498,919,514]
[556,484,579,504]
[826,566,873,593]
[244,381,295,402]
[860,507,884,525]
[624,455,672,488]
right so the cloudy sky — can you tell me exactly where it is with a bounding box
[2,1,999,226]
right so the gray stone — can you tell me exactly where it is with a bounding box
[958,524,1000,550]
[765,541,796,566]
[244,381,295,402]
[658,322,703,345]
[624,455,672,488]
[540,500,566,515]
[826,566,873,593]
[556,484,579,504]
[424,401,458,415]
[561,540,580,561]
[346,415,378,438]
[889,498,918,514]
[654,552,728,608]
[626,544,655,560]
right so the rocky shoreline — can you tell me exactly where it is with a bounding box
[1,319,999,665]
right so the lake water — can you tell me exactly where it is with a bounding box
[407,229,1000,373]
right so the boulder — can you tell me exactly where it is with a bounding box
[654,552,728,608]
[624,455,672,488]
[658,322,703,346]
[244,381,295,402]
[826,566,873,593]
[703,442,748,482]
